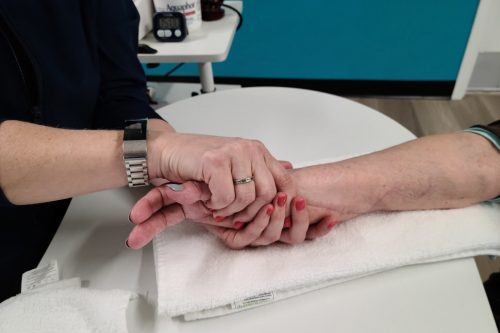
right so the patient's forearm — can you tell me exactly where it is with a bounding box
[294,132,500,216]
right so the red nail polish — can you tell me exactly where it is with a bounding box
[215,216,225,223]
[284,216,292,228]
[266,206,274,216]
[234,222,245,230]
[295,198,305,211]
[277,194,287,207]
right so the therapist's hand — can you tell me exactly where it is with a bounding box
[127,181,217,249]
[127,181,290,249]
[127,181,335,249]
[128,181,282,249]
[147,123,294,223]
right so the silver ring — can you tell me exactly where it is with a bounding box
[233,176,254,185]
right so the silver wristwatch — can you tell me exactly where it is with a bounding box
[123,119,150,187]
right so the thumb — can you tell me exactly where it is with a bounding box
[164,181,211,205]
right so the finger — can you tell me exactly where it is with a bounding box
[205,203,273,249]
[164,181,211,205]
[229,141,280,222]
[265,154,294,195]
[129,181,209,225]
[305,216,338,240]
[126,204,186,249]
[264,154,295,218]
[251,193,287,246]
[129,187,176,225]
[230,161,277,223]
[202,151,236,210]
[280,196,309,245]
[212,151,257,218]
[279,160,293,170]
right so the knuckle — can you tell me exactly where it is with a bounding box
[221,233,241,250]
[234,139,264,155]
[250,139,265,150]
[261,233,280,244]
[268,233,281,243]
[218,192,235,206]
[202,150,227,168]
[258,186,276,202]
[235,191,255,206]
[246,228,262,239]
[226,138,247,153]
[287,232,306,245]
[158,210,171,229]
[233,212,251,223]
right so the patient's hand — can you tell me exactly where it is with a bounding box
[205,197,337,248]
[127,181,337,249]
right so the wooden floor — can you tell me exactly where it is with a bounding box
[349,92,500,281]
[351,92,500,137]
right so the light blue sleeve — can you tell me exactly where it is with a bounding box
[463,127,500,203]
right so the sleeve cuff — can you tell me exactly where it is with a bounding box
[463,126,500,203]
[0,187,14,207]
[93,100,162,129]
[463,127,500,150]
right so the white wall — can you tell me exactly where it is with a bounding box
[452,0,500,99]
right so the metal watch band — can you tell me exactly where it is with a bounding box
[124,157,149,187]
[123,119,149,187]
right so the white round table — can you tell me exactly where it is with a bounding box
[156,87,415,163]
[40,87,496,333]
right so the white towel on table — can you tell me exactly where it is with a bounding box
[153,158,500,321]
[0,287,134,333]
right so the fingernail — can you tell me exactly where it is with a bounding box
[128,213,134,224]
[125,239,131,249]
[295,198,306,211]
[215,216,225,223]
[234,222,244,230]
[284,216,292,228]
[166,183,184,192]
[266,206,274,216]
[277,193,287,207]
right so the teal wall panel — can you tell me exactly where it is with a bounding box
[146,0,479,81]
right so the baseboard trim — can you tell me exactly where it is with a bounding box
[146,76,455,98]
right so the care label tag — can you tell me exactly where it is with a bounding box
[21,260,60,294]
[231,292,275,310]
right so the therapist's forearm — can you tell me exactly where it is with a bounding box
[0,119,174,205]
[294,132,500,218]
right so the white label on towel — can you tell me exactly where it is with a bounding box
[231,292,275,310]
[21,260,60,293]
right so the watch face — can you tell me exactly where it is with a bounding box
[124,119,148,141]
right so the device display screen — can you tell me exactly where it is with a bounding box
[158,17,181,30]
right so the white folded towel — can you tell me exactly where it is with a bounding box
[0,287,134,333]
[154,203,500,320]
[153,159,500,321]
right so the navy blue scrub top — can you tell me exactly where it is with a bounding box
[0,0,160,300]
